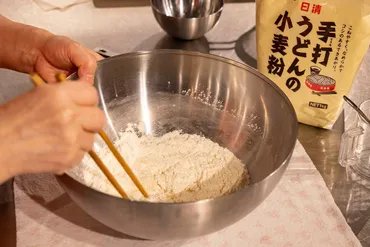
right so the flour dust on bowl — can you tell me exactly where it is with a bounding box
[57,50,298,240]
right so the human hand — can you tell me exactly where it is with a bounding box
[0,81,106,183]
[0,16,102,82]
[35,35,103,83]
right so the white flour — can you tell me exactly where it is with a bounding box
[71,125,249,203]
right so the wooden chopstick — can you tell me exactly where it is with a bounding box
[30,73,129,199]
[98,131,149,198]
[55,73,149,198]
[54,73,148,198]
[30,73,44,86]
[87,149,128,198]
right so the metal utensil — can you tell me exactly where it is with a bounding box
[343,95,370,125]
[151,0,223,40]
[57,50,298,240]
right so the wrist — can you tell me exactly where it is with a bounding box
[19,27,54,73]
[0,15,54,73]
[0,107,14,184]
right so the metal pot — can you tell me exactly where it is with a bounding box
[57,50,298,240]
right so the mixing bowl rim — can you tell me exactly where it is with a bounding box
[64,49,298,206]
[150,0,224,20]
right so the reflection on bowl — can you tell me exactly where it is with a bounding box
[155,34,210,53]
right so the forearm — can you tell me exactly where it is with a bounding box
[0,163,11,185]
[0,15,53,73]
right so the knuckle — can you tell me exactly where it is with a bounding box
[64,146,80,166]
[52,84,69,102]
[85,133,95,147]
[59,107,76,125]
[83,140,94,152]
[50,162,63,174]
[40,84,58,98]
[66,38,79,50]
[68,150,85,168]
[55,170,66,176]
[41,86,76,125]
[77,132,95,152]
[60,126,78,146]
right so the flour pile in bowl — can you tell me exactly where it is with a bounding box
[71,124,249,203]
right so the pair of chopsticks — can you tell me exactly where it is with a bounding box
[30,73,148,199]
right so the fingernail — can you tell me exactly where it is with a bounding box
[83,74,94,83]
[55,171,65,176]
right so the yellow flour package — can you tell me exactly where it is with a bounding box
[256,0,370,129]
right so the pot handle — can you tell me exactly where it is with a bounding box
[94,47,118,58]
[338,126,364,167]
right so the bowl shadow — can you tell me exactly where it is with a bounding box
[14,174,144,241]
[132,27,257,69]
[133,33,210,54]
[234,26,257,69]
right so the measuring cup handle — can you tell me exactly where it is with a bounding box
[338,126,364,167]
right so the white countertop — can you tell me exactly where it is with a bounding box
[0,0,256,104]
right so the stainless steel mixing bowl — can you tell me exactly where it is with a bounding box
[57,50,298,240]
[151,0,223,40]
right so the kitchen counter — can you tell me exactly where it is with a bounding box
[91,0,255,8]
[0,0,370,246]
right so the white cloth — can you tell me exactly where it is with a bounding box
[14,141,361,247]
[32,0,90,11]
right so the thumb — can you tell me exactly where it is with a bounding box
[67,42,97,83]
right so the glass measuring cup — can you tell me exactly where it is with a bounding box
[339,100,370,178]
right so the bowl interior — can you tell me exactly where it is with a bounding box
[67,50,297,199]
[151,0,223,18]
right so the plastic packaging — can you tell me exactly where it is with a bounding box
[256,0,370,129]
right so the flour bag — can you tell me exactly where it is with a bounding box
[256,0,370,129]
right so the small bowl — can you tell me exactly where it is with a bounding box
[151,0,224,40]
